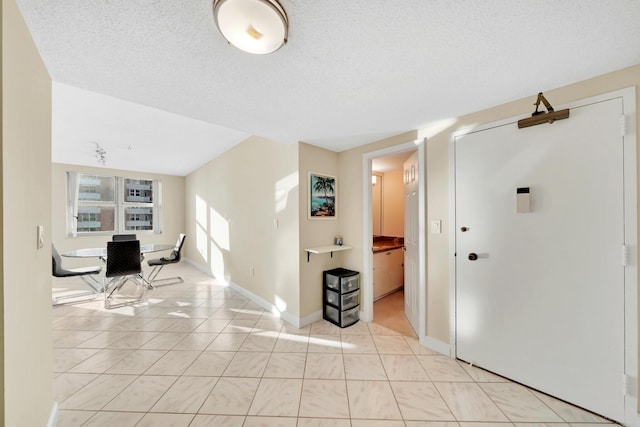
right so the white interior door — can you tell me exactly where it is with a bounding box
[455,98,625,421]
[404,152,419,334]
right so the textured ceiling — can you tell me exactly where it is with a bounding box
[16,0,640,176]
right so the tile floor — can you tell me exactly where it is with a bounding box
[52,262,615,426]
[373,290,417,338]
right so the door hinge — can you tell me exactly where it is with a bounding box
[622,245,629,266]
[623,374,637,397]
[621,114,628,137]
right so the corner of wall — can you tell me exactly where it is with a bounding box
[0,0,4,421]
[3,0,54,424]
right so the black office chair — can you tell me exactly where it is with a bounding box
[112,234,137,241]
[147,233,186,287]
[104,240,145,308]
[113,233,146,262]
[52,244,102,305]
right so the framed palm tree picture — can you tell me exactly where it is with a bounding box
[309,172,336,219]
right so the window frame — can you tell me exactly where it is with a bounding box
[121,177,155,233]
[67,172,162,237]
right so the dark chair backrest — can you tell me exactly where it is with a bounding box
[112,234,137,241]
[173,233,187,259]
[52,244,63,276]
[106,240,141,278]
[169,233,186,261]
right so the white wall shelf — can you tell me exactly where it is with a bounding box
[304,245,352,262]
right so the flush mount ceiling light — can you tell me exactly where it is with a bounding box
[213,0,288,54]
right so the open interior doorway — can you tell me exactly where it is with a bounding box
[371,150,416,336]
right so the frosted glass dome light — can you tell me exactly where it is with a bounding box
[213,0,288,55]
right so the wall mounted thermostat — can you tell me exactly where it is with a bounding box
[516,187,530,213]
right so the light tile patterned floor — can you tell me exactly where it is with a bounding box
[52,263,614,427]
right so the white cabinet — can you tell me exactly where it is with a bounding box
[373,248,404,300]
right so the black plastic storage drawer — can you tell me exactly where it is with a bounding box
[325,288,359,311]
[325,268,360,293]
[323,268,360,328]
[324,305,359,328]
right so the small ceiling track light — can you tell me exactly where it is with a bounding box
[517,92,570,129]
[213,0,288,55]
[93,142,107,166]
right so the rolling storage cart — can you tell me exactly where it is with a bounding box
[323,268,360,328]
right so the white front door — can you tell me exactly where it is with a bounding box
[404,151,419,334]
[455,97,626,421]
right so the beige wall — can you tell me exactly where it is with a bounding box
[184,135,413,321]
[338,131,418,277]
[298,143,342,317]
[425,132,449,341]
[336,132,419,325]
[2,0,53,424]
[381,169,405,238]
[51,163,186,268]
[185,136,300,317]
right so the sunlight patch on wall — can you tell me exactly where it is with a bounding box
[275,171,298,213]
[210,207,230,251]
[417,117,459,140]
[210,242,227,282]
[195,194,209,262]
[196,223,208,261]
[196,194,207,229]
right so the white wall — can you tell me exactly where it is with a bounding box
[2,0,53,424]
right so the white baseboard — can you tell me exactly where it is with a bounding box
[420,335,451,356]
[227,281,280,315]
[181,259,311,326]
[227,280,308,328]
[183,258,214,276]
[46,402,59,427]
[626,394,638,427]
[180,259,321,328]
[298,310,323,328]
